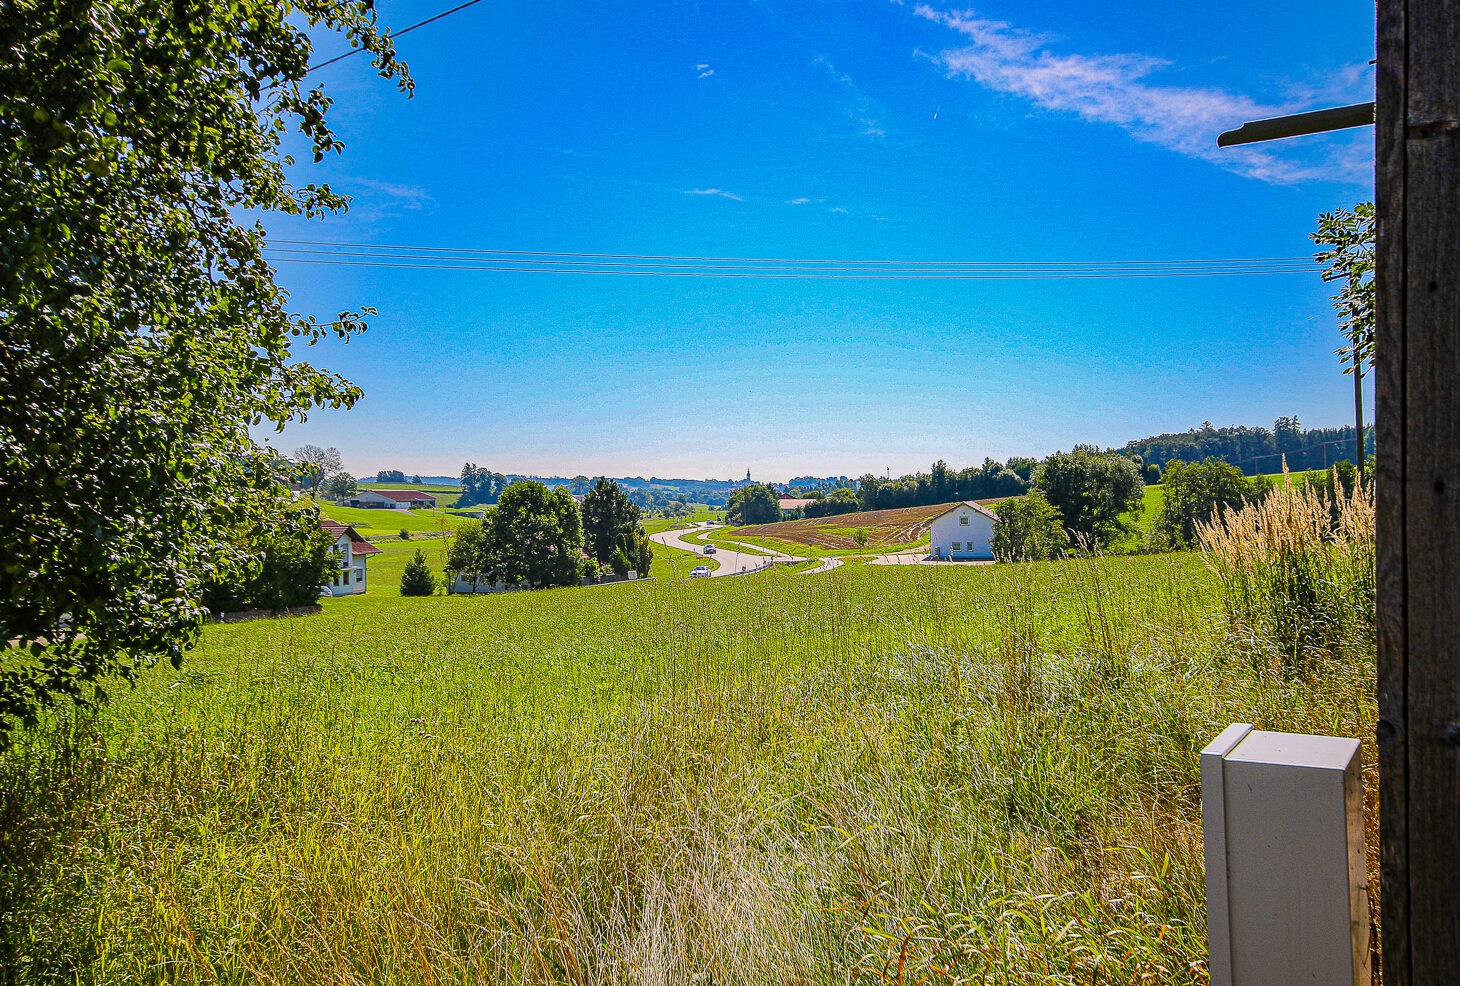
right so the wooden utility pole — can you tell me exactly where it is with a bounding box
[1375,0,1460,978]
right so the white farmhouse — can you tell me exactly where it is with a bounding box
[321,519,381,595]
[928,501,998,560]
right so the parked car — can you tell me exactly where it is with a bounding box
[702,544,716,554]
[690,566,712,578]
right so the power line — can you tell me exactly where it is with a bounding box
[260,238,1317,278]
[269,237,1315,268]
[262,256,1316,279]
[305,0,488,74]
[262,245,1314,275]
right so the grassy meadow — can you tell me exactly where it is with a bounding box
[1,552,1377,985]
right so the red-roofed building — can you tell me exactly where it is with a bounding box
[336,489,437,510]
[777,494,814,518]
[321,519,381,595]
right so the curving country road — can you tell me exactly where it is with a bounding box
[649,522,801,578]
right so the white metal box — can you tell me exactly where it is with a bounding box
[1201,723,1369,986]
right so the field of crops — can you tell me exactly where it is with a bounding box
[0,554,1376,984]
[724,500,1007,552]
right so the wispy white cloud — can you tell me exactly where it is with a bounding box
[815,56,887,138]
[686,188,744,201]
[787,197,812,205]
[353,177,435,209]
[914,5,1372,185]
[697,62,715,79]
[829,206,849,214]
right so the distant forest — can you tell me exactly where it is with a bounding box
[1121,417,1374,476]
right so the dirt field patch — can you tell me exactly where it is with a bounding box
[727,499,1009,551]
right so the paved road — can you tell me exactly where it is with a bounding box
[649,522,798,578]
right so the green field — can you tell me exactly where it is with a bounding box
[319,501,467,535]
[2,554,1375,983]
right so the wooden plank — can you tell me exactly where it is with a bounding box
[1404,124,1460,982]
[1379,0,1460,980]
[1373,0,1408,978]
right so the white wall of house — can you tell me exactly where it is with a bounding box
[325,536,368,595]
[929,504,996,560]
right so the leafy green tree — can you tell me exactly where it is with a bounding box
[458,463,507,507]
[0,0,406,739]
[611,528,654,576]
[377,470,407,483]
[446,522,500,591]
[989,490,1066,561]
[200,506,336,613]
[399,550,435,597]
[727,484,781,525]
[1156,458,1271,548]
[1034,448,1144,546]
[488,482,583,588]
[294,446,342,497]
[1313,203,1375,372]
[322,471,358,501]
[581,478,643,565]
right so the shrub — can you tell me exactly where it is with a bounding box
[1197,465,1374,667]
[990,490,1066,561]
[400,550,436,596]
[201,506,335,614]
[399,529,411,540]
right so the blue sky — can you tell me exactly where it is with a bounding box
[257,0,1376,482]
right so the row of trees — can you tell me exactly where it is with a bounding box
[458,463,510,507]
[447,479,652,590]
[990,453,1351,560]
[1122,418,1374,476]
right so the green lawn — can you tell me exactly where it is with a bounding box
[319,501,466,535]
[2,553,1376,983]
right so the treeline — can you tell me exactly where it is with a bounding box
[1123,417,1374,476]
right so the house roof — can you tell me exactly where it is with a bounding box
[777,498,814,510]
[360,489,436,502]
[929,500,1000,523]
[321,519,382,554]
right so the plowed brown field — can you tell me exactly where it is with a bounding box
[728,499,1008,551]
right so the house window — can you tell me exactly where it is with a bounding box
[952,542,962,551]
[959,515,969,526]
[354,569,363,584]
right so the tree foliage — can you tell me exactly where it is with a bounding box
[581,478,642,565]
[377,469,406,483]
[399,550,435,597]
[321,471,358,501]
[199,505,335,613]
[1312,202,1375,373]
[293,445,341,496]
[1034,448,1144,546]
[727,484,781,525]
[1155,458,1271,549]
[0,0,408,739]
[458,463,508,507]
[464,482,583,589]
[989,489,1066,561]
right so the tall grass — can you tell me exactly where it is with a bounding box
[1196,466,1375,668]
[1,556,1375,985]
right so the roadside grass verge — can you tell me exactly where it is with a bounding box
[0,555,1375,984]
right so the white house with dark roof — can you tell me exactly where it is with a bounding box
[928,501,998,560]
[321,519,381,595]
[336,489,437,510]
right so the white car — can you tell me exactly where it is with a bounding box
[702,544,716,554]
[690,565,712,578]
